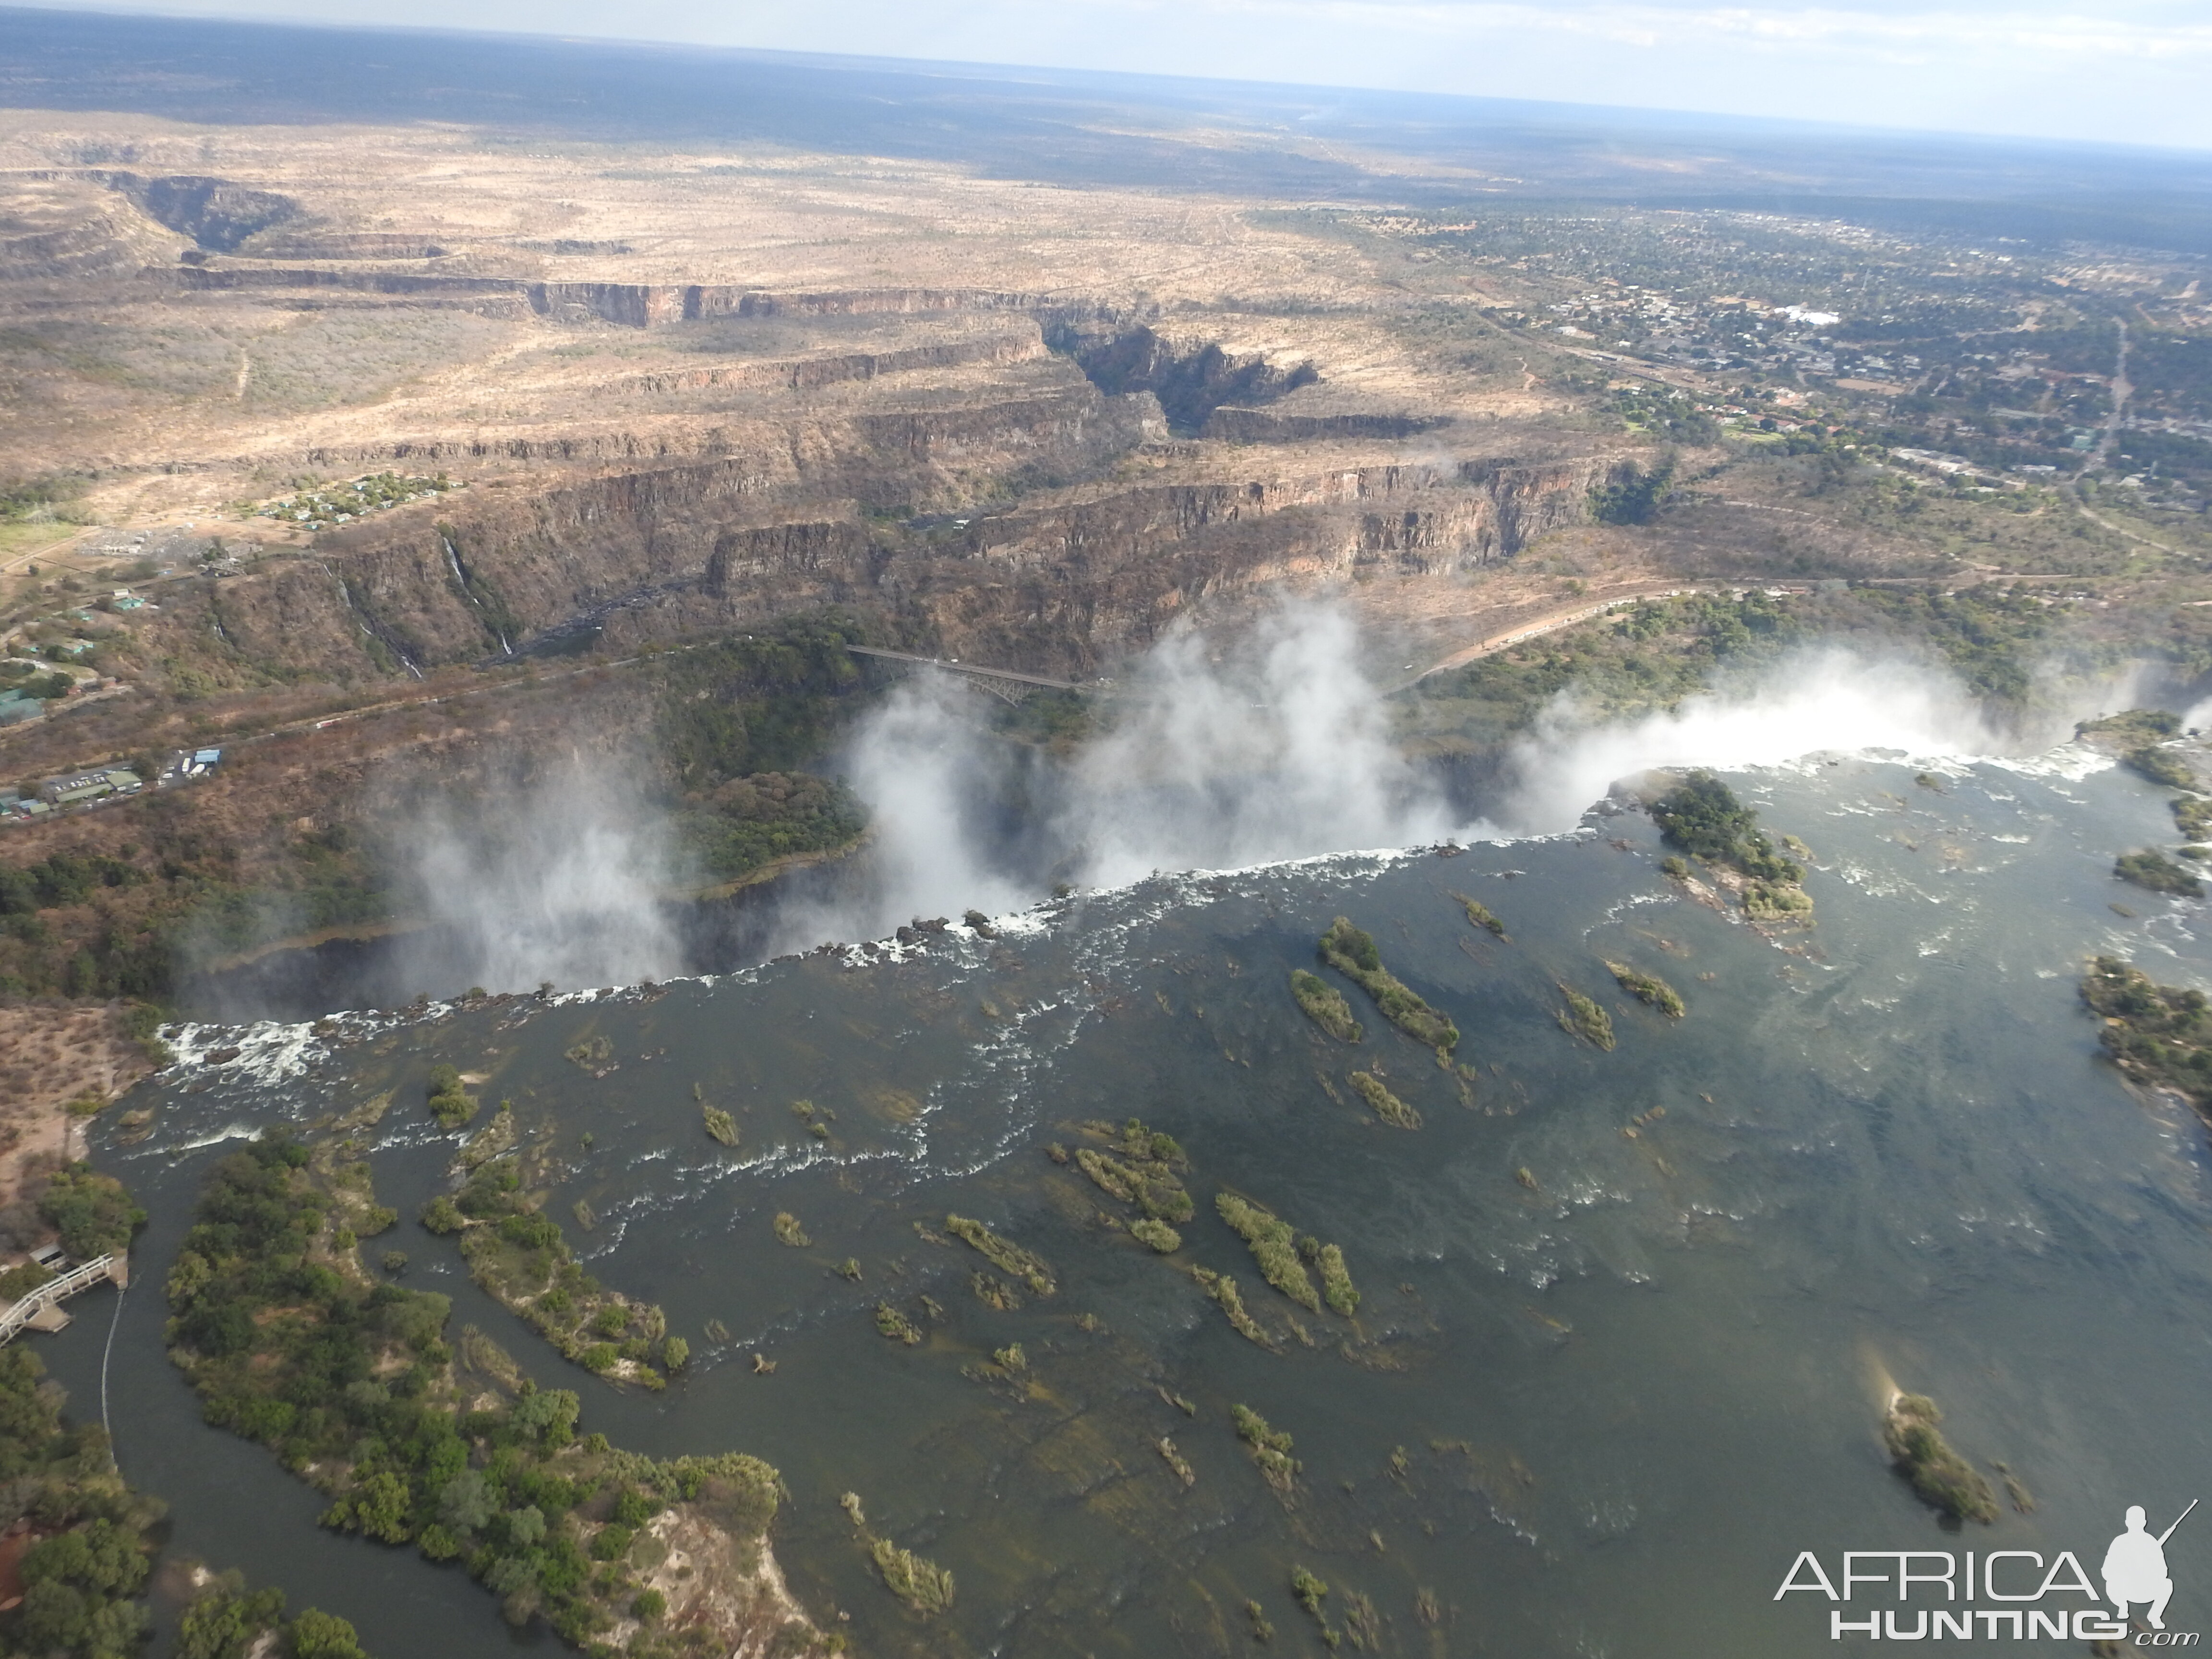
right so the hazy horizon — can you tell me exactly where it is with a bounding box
[13,0,2209,154]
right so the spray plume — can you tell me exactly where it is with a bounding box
[394,760,684,996]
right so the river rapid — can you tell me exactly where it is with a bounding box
[36,743,2212,1657]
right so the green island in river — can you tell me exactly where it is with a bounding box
[162,1133,831,1657]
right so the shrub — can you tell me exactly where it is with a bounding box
[427,1066,478,1129]
[1349,1071,1421,1130]
[1317,918,1458,1055]
[288,1607,369,1659]
[1606,962,1685,1018]
[2125,745,2196,790]
[1882,1394,1997,1524]
[0,1260,55,1299]
[1129,1218,1181,1253]
[2116,850,2203,897]
[870,1539,954,1615]
[944,1214,1055,1296]
[37,1166,145,1257]
[1649,771,1802,884]
[1232,1404,1299,1490]
[1215,1193,1319,1312]
[1556,985,1616,1050]
[1288,969,1362,1043]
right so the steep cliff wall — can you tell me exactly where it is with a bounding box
[145,436,1619,688]
[28,168,308,250]
[621,330,1044,397]
[1048,322,1316,436]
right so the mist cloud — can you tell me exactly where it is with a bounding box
[768,674,1036,953]
[394,761,685,996]
[1496,645,2021,832]
[1062,605,1455,887]
[793,605,2123,947]
[395,605,2137,979]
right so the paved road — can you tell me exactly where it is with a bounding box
[1392,582,1712,692]
[2061,318,2184,555]
[2093,319,2133,473]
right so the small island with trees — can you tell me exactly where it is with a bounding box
[1649,771,1814,925]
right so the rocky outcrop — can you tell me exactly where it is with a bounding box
[172,264,522,300]
[531,281,687,326]
[621,330,1044,397]
[151,266,1135,333]
[251,233,451,259]
[1204,408,1448,444]
[0,197,171,281]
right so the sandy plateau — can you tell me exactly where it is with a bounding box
[0,1003,147,1203]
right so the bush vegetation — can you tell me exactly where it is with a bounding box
[1129,1218,1181,1253]
[674,774,866,889]
[0,816,387,1005]
[1288,969,1362,1043]
[425,1065,477,1130]
[1398,587,2081,766]
[1349,1071,1421,1130]
[2081,955,2212,1112]
[1191,1268,1272,1348]
[1454,893,1508,939]
[1556,986,1616,1050]
[944,1215,1055,1297]
[28,1164,146,1259]
[869,1539,953,1615]
[1589,459,1674,525]
[1648,772,1802,883]
[1214,1193,1320,1314]
[1231,1406,1300,1491]
[2125,746,2197,790]
[653,612,894,886]
[1070,1118,1193,1226]
[430,1155,676,1389]
[1605,962,1685,1018]
[256,472,455,529]
[1317,918,1458,1056]
[2078,709,2180,748]
[2116,850,2203,897]
[163,1133,797,1651]
[1299,1236,1359,1317]
[0,1344,164,1659]
[1882,1393,1997,1525]
[872,1303,922,1345]
[175,1574,368,1659]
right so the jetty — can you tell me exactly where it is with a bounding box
[0,1254,127,1344]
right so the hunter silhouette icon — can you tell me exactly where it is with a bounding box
[2105,1500,2196,1629]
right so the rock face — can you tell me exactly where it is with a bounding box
[4,144,1646,696]
[150,411,1617,680]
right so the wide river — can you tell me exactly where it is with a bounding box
[36,745,2212,1656]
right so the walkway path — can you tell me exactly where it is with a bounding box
[0,1253,126,1345]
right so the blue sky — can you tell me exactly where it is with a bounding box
[36,0,2212,150]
